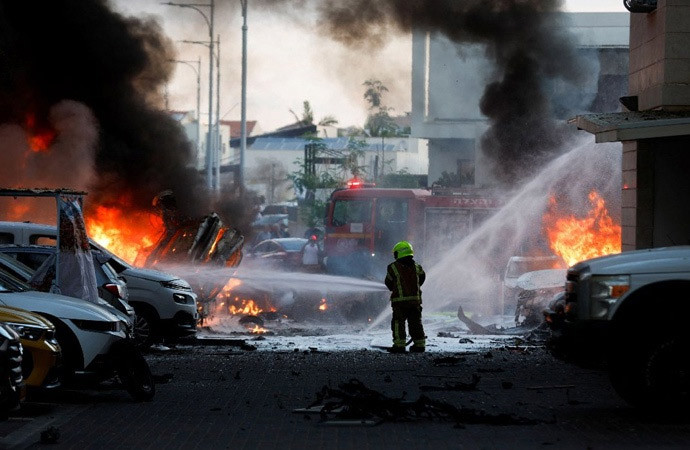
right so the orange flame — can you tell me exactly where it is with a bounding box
[543,190,621,267]
[25,113,56,152]
[319,298,328,311]
[86,202,164,265]
[249,324,268,334]
[229,299,263,316]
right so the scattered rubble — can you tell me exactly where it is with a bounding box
[419,374,481,392]
[297,379,541,427]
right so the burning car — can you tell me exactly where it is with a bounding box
[513,268,566,327]
[502,255,562,314]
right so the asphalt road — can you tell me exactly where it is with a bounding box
[3,339,690,449]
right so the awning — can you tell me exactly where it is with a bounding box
[570,111,690,143]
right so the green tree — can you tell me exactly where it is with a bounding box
[363,79,388,109]
[289,100,339,127]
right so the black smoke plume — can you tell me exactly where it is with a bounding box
[260,0,589,185]
[0,0,212,219]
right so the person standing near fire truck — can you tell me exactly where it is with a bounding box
[385,241,426,353]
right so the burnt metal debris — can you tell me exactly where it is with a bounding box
[145,191,245,304]
[146,190,244,270]
[297,378,540,427]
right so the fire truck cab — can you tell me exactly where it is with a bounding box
[323,185,499,278]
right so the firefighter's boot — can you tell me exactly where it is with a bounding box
[387,346,406,353]
[409,345,425,353]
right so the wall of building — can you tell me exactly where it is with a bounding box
[622,136,690,250]
[629,0,690,111]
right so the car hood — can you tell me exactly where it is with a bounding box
[122,267,179,283]
[516,269,567,291]
[0,290,121,322]
[0,305,53,328]
[572,246,690,275]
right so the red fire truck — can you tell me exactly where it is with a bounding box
[323,183,501,277]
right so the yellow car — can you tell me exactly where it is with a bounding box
[0,306,61,388]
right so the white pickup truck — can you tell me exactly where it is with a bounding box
[546,246,690,410]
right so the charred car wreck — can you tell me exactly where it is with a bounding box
[145,191,244,269]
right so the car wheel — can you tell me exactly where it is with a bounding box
[609,331,690,411]
[118,351,155,402]
[132,308,156,350]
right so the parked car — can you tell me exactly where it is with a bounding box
[0,222,198,345]
[0,323,23,418]
[245,238,308,270]
[0,245,135,332]
[545,246,690,411]
[0,306,60,389]
[0,269,154,400]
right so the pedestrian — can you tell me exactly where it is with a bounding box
[384,241,426,353]
[301,235,320,272]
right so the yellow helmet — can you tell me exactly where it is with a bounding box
[393,241,413,259]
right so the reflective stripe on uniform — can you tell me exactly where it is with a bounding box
[391,264,404,300]
[389,262,422,302]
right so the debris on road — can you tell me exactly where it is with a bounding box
[298,378,541,427]
[419,374,481,392]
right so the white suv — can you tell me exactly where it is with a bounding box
[0,222,198,345]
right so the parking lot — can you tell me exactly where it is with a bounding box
[3,337,690,449]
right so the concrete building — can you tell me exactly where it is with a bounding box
[411,12,630,187]
[573,1,690,251]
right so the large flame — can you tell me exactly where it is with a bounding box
[86,201,164,265]
[543,190,621,267]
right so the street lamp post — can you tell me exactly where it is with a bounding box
[240,0,248,191]
[171,59,202,170]
[215,35,221,193]
[162,0,215,191]
[181,39,221,192]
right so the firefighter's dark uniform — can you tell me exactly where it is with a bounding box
[385,255,426,350]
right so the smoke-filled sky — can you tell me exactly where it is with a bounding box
[113,0,626,132]
[0,0,627,230]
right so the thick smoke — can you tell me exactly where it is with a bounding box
[257,0,591,185]
[0,0,212,219]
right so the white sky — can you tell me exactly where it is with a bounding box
[112,0,627,132]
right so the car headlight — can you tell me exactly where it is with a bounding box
[161,280,193,291]
[72,319,121,333]
[173,293,193,304]
[5,322,45,341]
[589,275,630,319]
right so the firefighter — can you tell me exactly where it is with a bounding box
[384,241,426,353]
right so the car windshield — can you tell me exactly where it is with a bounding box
[506,258,558,278]
[332,199,372,226]
[0,269,30,292]
[0,253,34,281]
[278,239,308,252]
